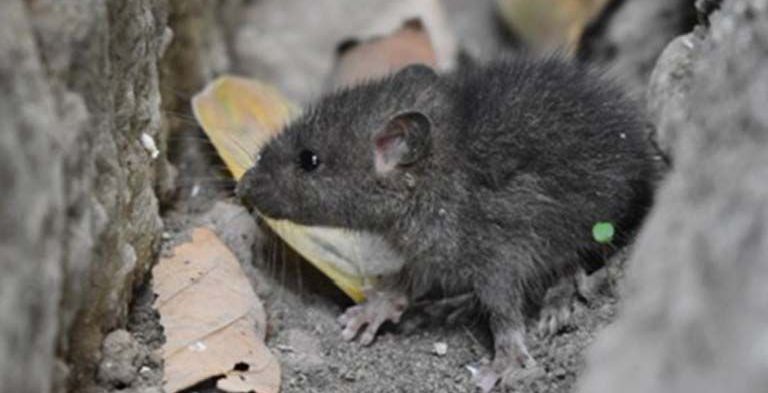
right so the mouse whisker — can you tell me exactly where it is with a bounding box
[162,110,200,125]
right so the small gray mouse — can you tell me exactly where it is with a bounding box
[237,57,658,390]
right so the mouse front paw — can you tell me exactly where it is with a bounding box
[337,290,408,345]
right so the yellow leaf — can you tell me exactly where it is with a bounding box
[191,76,298,180]
[154,227,280,393]
[497,0,611,54]
[327,18,438,89]
[192,76,371,303]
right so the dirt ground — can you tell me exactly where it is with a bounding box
[114,188,625,393]
[262,268,620,393]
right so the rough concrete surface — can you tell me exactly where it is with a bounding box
[646,30,703,157]
[0,0,167,391]
[579,0,697,95]
[578,1,768,393]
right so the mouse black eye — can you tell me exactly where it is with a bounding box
[298,149,320,172]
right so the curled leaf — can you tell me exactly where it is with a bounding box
[153,228,280,393]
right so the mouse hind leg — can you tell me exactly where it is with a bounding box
[537,258,615,337]
[536,272,582,336]
[471,276,544,392]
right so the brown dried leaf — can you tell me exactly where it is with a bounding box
[326,0,457,89]
[328,18,438,89]
[153,227,280,393]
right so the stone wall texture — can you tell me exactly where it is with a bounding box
[0,1,168,391]
[578,0,697,95]
[578,1,768,392]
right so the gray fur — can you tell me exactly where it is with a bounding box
[238,56,659,379]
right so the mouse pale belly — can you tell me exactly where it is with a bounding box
[264,216,405,302]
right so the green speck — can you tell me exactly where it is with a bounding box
[592,222,615,244]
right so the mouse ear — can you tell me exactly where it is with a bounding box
[373,111,431,175]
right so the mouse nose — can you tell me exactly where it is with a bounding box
[234,177,248,202]
[236,166,275,208]
[235,167,260,206]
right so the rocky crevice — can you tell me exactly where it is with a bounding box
[1,1,168,391]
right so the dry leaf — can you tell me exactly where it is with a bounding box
[357,0,457,70]
[497,0,611,54]
[327,18,438,89]
[191,76,298,180]
[153,227,280,393]
[192,76,376,303]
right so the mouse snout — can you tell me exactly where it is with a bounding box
[236,167,269,207]
[236,166,290,219]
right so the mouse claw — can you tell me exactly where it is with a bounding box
[337,304,363,326]
[499,360,544,390]
[338,290,408,345]
[468,355,543,392]
[536,274,582,337]
[537,301,580,337]
[359,313,388,345]
[341,315,366,341]
[468,364,501,393]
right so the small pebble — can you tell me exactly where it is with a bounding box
[433,342,448,356]
[140,133,160,159]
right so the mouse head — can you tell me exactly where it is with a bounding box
[237,64,450,231]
